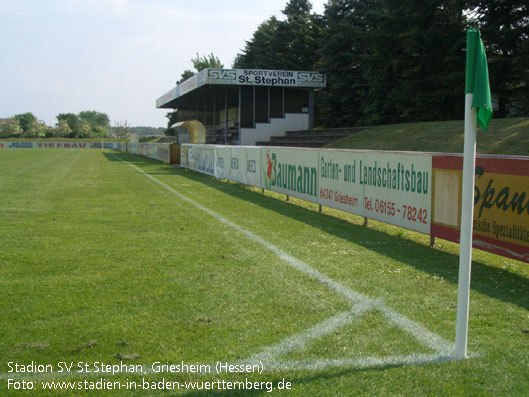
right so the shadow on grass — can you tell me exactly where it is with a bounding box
[174,360,446,397]
[106,152,529,313]
[103,151,153,163]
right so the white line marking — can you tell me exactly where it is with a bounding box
[264,354,458,371]
[242,304,373,366]
[116,156,454,356]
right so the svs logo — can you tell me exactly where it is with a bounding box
[208,69,237,81]
[298,72,325,84]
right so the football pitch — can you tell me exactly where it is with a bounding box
[1,149,528,395]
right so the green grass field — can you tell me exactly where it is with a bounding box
[1,149,528,395]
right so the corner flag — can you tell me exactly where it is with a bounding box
[465,29,493,131]
[456,28,492,359]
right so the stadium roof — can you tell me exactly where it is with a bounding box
[156,68,326,109]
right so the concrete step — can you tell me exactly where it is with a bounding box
[256,140,333,147]
[270,134,348,142]
[284,128,364,137]
[255,127,365,147]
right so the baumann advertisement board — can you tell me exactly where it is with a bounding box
[261,147,319,203]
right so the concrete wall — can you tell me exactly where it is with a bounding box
[240,113,309,146]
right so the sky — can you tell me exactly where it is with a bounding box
[0,0,326,128]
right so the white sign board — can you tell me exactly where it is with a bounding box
[229,147,247,184]
[260,147,319,203]
[187,145,215,176]
[214,146,231,180]
[318,150,431,233]
[181,144,432,234]
[206,69,326,88]
[245,147,261,188]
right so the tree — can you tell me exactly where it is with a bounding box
[318,0,467,126]
[54,119,72,137]
[177,53,224,84]
[191,53,223,71]
[472,0,529,117]
[14,113,38,134]
[11,113,46,138]
[56,113,80,137]
[234,17,286,69]
[234,1,321,71]
[165,111,178,128]
[178,70,194,84]
[233,0,527,127]
[362,0,466,124]
[168,53,225,134]
[114,120,129,139]
[43,124,55,138]
[316,0,371,127]
[79,110,110,137]
[77,121,93,138]
[164,110,179,136]
[280,0,322,70]
[79,111,110,130]
[56,111,110,138]
[0,117,23,138]
[22,119,46,138]
[92,126,108,138]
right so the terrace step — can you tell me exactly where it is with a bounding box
[256,127,365,148]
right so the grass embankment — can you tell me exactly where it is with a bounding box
[138,136,170,143]
[1,149,528,395]
[327,117,529,155]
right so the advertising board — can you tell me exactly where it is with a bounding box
[206,69,326,88]
[178,143,529,264]
[0,141,118,149]
[245,147,261,188]
[229,147,247,184]
[318,150,432,234]
[188,145,215,176]
[432,154,529,263]
[214,146,231,180]
[260,147,319,203]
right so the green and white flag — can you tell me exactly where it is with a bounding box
[465,29,492,131]
[456,28,493,359]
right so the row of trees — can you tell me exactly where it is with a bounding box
[234,0,529,127]
[0,111,110,139]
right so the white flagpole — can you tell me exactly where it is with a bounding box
[455,93,477,359]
